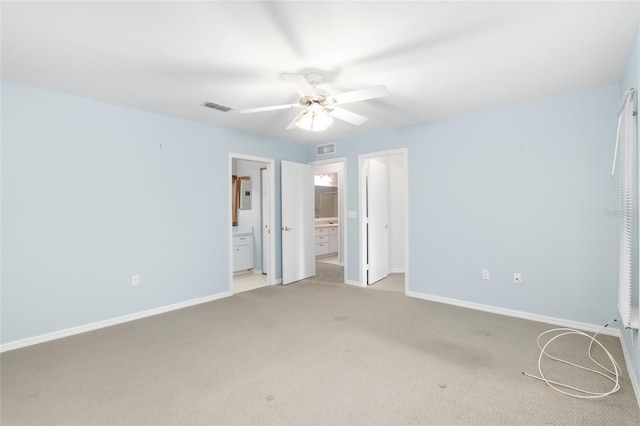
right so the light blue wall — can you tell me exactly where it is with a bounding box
[313,85,620,326]
[619,22,640,399]
[1,81,307,343]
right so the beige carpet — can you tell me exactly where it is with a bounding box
[314,262,404,292]
[1,275,639,425]
[314,261,345,284]
[367,273,405,292]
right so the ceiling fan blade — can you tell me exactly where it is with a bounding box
[282,74,316,97]
[327,106,368,126]
[285,110,306,130]
[239,103,300,114]
[329,85,389,105]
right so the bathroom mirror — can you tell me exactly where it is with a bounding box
[314,173,338,219]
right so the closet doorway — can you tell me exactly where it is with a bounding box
[359,149,408,293]
[229,154,275,294]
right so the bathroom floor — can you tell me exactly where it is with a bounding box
[316,255,339,265]
[233,272,268,293]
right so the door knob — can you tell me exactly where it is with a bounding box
[384,224,389,228]
[282,226,291,231]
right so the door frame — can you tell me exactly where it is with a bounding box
[358,148,409,292]
[229,153,276,292]
[310,157,347,285]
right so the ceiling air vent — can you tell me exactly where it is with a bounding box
[202,101,233,112]
[316,143,336,156]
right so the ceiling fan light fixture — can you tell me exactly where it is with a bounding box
[295,110,333,132]
[240,73,387,130]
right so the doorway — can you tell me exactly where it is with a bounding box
[359,149,408,293]
[311,158,347,285]
[229,154,276,293]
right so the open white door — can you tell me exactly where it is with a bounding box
[281,160,315,284]
[261,168,270,277]
[367,158,389,284]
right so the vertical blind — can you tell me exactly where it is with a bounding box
[615,87,638,330]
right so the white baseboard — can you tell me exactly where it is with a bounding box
[406,291,621,337]
[391,268,405,273]
[0,291,233,353]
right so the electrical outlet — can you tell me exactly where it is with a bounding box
[513,273,522,284]
[132,275,140,286]
[482,269,490,280]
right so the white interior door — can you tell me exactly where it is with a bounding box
[261,168,270,277]
[281,160,315,284]
[367,158,389,284]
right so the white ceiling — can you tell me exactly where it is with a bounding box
[2,1,638,144]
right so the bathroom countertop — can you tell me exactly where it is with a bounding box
[232,228,253,236]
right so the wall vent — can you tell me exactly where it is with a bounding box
[202,101,233,112]
[316,143,336,156]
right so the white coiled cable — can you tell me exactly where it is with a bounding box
[522,321,622,399]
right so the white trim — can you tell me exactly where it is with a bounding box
[401,149,410,297]
[407,291,621,336]
[0,292,232,353]
[358,155,367,286]
[391,268,405,273]
[345,279,361,287]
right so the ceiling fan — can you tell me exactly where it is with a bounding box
[239,73,389,131]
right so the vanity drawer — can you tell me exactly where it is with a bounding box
[315,235,328,243]
[315,242,329,255]
[234,235,252,246]
[328,227,338,235]
[315,228,328,236]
